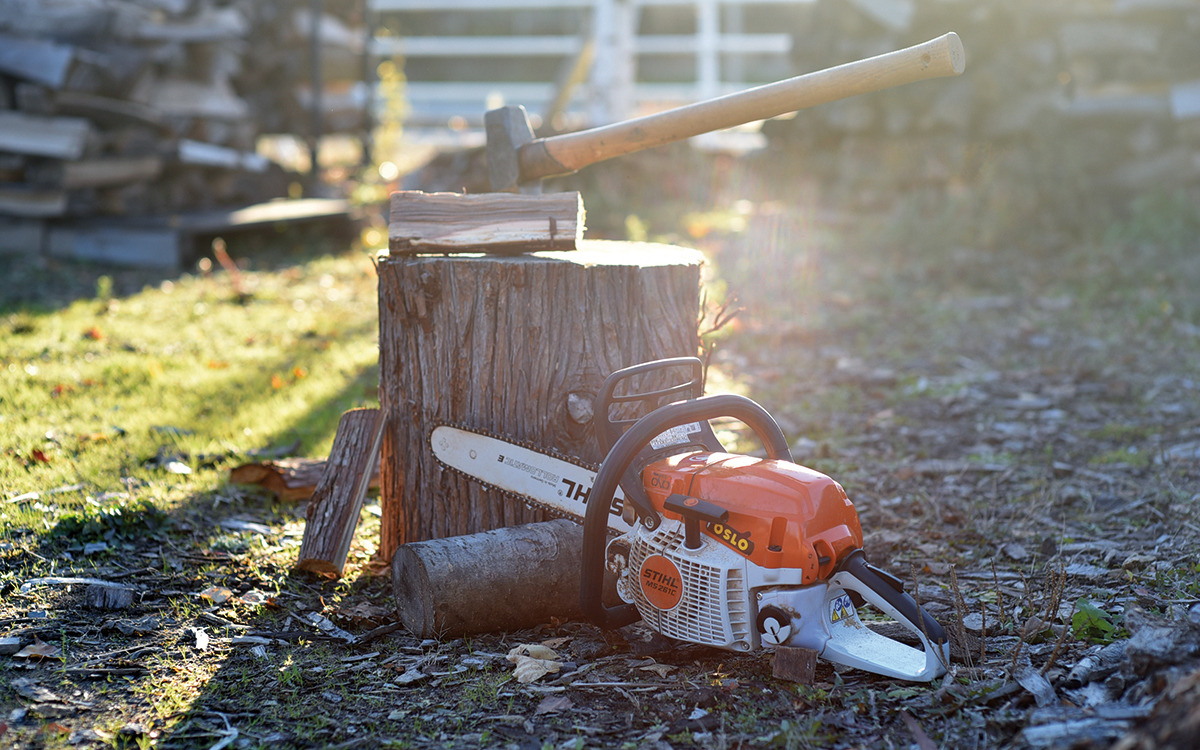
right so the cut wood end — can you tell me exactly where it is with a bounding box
[294,558,343,578]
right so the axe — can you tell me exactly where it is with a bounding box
[486,32,965,193]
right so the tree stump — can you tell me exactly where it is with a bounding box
[377,240,704,557]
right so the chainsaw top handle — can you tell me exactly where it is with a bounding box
[581,393,793,631]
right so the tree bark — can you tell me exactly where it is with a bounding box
[377,240,703,558]
[296,407,385,577]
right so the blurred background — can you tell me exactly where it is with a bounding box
[2,0,1198,262]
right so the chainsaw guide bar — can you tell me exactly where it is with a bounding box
[428,423,634,534]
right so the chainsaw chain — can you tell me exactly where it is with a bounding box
[427,421,601,524]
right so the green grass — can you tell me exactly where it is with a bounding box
[0,247,381,529]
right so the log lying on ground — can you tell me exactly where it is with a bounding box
[392,519,620,638]
[296,408,385,577]
[388,191,584,254]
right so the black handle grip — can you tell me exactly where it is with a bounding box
[837,550,946,645]
[581,394,793,630]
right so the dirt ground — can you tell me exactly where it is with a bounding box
[3,146,1200,749]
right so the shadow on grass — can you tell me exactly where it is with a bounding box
[3,339,395,747]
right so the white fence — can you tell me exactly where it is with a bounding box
[367,0,803,128]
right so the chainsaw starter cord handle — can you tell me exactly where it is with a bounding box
[837,549,947,645]
[581,394,793,630]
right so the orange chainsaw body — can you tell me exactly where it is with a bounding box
[641,451,864,584]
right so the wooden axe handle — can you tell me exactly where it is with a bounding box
[520,32,965,182]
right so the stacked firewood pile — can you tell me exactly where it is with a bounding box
[762,0,1200,221]
[0,0,365,221]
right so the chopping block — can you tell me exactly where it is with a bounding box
[377,190,705,560]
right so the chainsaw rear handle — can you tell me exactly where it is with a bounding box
[581,394,793,631]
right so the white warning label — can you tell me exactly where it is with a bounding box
[829,594,855,624]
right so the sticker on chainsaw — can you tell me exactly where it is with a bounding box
[707,521,755,556]
[829,594,855,624]
[649,422,703,451]
[496,454,560,488]
[639,555,684,611]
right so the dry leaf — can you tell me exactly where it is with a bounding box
[200,586,234,604]
[507,644,559,662]
[638,663,677,678]
[540,636,571,649]
[507,643,563,684]
[238,590,277,607]
[534,695,573,715]
[14,638,62,660]
[513,657,561,684]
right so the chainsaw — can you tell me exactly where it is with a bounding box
[431,357,949,681]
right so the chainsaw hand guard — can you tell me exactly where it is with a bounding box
[825,550,951,681]
[580,393,793,631]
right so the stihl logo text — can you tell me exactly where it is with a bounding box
[638,555,683,610]
[561,478,625,517]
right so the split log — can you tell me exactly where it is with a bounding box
[392,519,619,638]
[296,408,385,577]
[0,111,92,160]
[148,78,250,120]
[25,156,163,190]
[0,32,75,88]
[377,239,703,558]
[0,185,67,218]
[389,191,584,254]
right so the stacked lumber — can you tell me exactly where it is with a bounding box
[0,0,366,226]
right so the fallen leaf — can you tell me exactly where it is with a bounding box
[200,586,234,604]
[271,374,285,389]
[639,663,677,678]
[534,695,573,715]
[330,601,391,626]
[14,638,62,660]
[84,326,103,340]
[540,636,571,649]
[293,367,307,379]
[513,657,561,684]
[507,644,560,662]
[237,590,276,607]
[208,360,229,369]
[31,449,51,463]
[507,644,563,684]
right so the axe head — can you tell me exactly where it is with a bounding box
[485,105,536,193]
